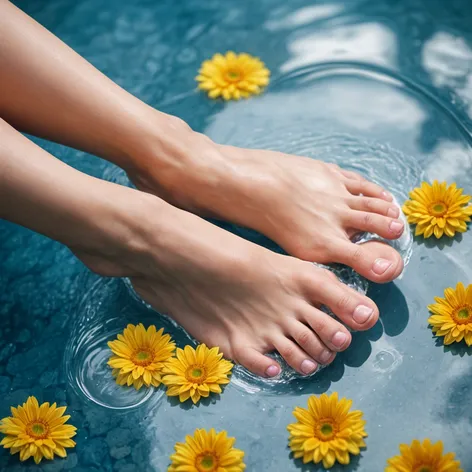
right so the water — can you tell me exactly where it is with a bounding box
[1,0,471,471]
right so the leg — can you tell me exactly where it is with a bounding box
[0,1,403,281]
[0,117,380,377]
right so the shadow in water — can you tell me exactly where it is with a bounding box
[292,451,363,471]
[166,393,222,411]
[290,356,346,396]
[413,230,464,249]
[343,282,410,369]
[370,282,410,337]
[434,335,472,357]
[341,330,374,369]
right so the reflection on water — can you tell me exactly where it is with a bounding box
[422,31,472,118]
[282,22,397,71]
[425,140,472,186]
[265,4,343,31]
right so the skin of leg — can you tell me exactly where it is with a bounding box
[0,1,404,284]
[0,119,380,377]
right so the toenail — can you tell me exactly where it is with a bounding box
[332,332,348,349]
[301,360,318,374]
[387,207,399,218]
[265,365,280,377]
[389,220,404,233]
[320,350,333,364]
[373,258,392,275]
[353,305,374,323]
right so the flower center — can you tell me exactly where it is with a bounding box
[315,419,337,440]
[321,423,333,435]
[225,69,242,82]
[185,365,207,383]
[131,348,153,366]
[453,305,471,324]
[26,421,49,439]
[196,452,218,472]
[429,201,447,217]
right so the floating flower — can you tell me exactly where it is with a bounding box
[168,428,245,472]
[402,181,472,238]
[108,323,175,390]
[386,439,463,472]
[428,282,472,346]
[0,396,76,464]
[162,344,233,404]
[287,392,367,469]
[196,51,270,100]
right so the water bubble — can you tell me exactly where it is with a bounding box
[371,348,403,373]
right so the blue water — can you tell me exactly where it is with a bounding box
[1,0,472,471]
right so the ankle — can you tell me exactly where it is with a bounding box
[125,110,231,213]
[67,183,167,276]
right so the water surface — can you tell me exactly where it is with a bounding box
[1,0,471,471]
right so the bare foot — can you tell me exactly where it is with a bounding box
[75,190,380,377]
[129,125,404,282]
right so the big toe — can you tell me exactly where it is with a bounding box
[328,239,404,283]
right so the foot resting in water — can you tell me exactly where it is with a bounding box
[129,121,405,283]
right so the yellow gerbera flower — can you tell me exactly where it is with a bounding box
[108,323,175,390]
[386,439,463,472]
[287,392,367,469]
[0,396,76,464]
[168,428,245,472]
[428,282,472,346]
[196,51,270,100]
[162,344,233,404]
[402,181,472,238]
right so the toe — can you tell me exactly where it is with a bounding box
[344,178,393,202]
[234,346,281,378]
[344,210,404,240]
[328,239,404,283]
[298,305,351,354]
[273,336,319,375]
[309,275,379,331]
[288,319,336,364]
[347,196,400,218]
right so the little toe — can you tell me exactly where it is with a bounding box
[348,196,400,218]
[344,178,393,202]
[328,239,404,283]
[273,337,319,375]
[235,346,281,378]
[344,210,404,240]
[288,319,336,365]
